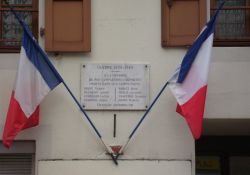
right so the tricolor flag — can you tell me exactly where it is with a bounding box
[2,23,62,148]
[168,3,223,139]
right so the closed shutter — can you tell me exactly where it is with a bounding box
[45,0,91,52]
[0,154,34,175]
[161,0,207,47]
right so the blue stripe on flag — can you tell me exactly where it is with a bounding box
[177,2,224,83]
[22,27,62,90]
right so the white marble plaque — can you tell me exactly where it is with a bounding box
[81,63,149,110]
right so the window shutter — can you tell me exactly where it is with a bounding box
[161,0,206,47]
[0,154,33,175]
[45,0,91,52]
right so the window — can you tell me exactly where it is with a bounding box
[0,154,34,175]
[0,0,38,53]
[196,156,221,175]
[211,0,250,46]
[45,0,91,52]
[0,141,35,175]
[161,0,206,47]
[196,136,250,175]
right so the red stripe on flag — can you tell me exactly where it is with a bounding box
[2,91,39,148]
[176,85,207,139]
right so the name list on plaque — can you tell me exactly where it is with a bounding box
[81,63,149,110]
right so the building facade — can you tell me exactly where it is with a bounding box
[0,0,249,175]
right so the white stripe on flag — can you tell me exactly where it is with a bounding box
[14,47,51,117]
[169,34,213,105]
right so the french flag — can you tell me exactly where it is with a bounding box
[2,23,62,148]
[168,3,223,139]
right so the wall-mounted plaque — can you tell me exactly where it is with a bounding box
[81,63,149,110]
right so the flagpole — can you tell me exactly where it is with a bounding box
[4,0,118,165]
[62,81,118,165]
[116,79,171,160]
[129,81,170,139]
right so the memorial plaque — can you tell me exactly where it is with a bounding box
[81,63,149,110]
